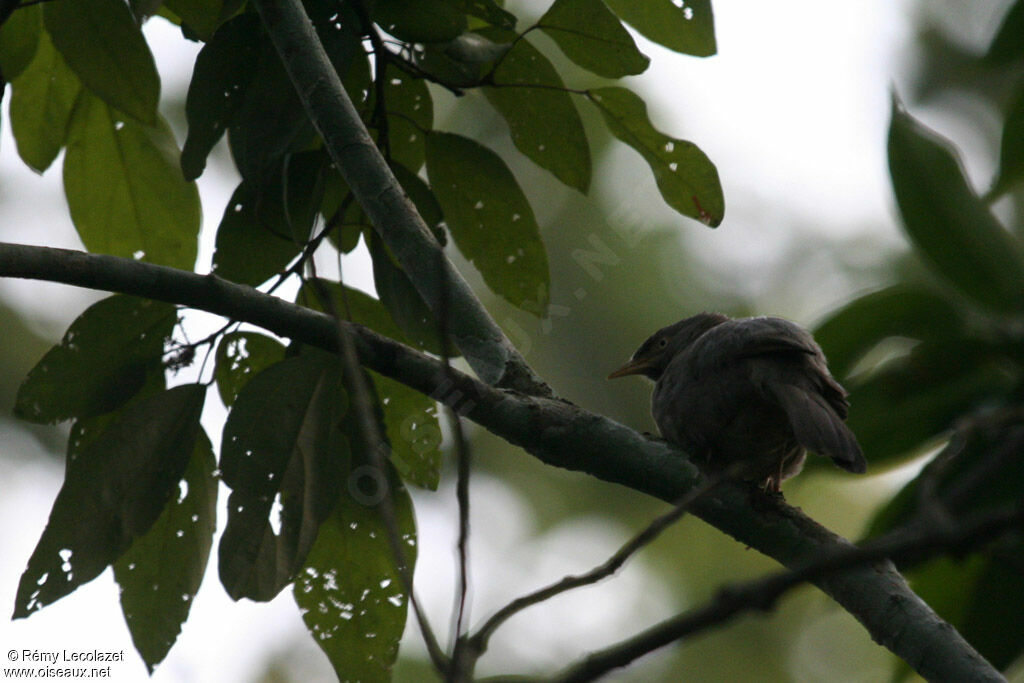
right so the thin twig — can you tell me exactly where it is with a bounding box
[553,499,1024,683]
[465,469,734,659]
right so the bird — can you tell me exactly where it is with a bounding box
[608,313,866,492]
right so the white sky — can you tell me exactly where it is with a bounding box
[0,2,994,681]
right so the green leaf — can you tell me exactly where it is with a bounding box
[294,463,416,681]
[588,86,724,226]
[367,232,448,355]
[64,93,201,269]
[296,281,443,489]
[164,0,241,41]
[373,0,468,42]
[114,430,217,672]
[384,71,433,172]
[960,550,1024,669]
[483,36,592,192]
[43,0,159,124]
[604,0,716,57]
[985,0,1024,65]
[218,353,348,601]
[15,296,177,424]
[845,340,1016,466]
[814,284,964,380]
[227,45,315,187]
[373,374,442,490]
[989,84,1024,198]
[426,131,550,314]
[212,150,326,286]
[888,100,1024,314]
[9,30,81,173]
[214,332,288,407]
[455,0,515,29]
[181,13,261,182]
[0,2,41,82]
[13,385,206,619]
[539,0,649,78]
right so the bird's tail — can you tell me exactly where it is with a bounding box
[771,385,866,473]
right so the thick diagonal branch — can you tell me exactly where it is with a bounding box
[250,0,549,397]
[0,242,1002,682]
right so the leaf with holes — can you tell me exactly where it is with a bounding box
[13,385,206,619]
[296,281,443,489]
[294,462,416,680]
[218,353,350,602]
[15,296,177,424]
[483,35,591,192]
[605,0,715,57]
[589,87,723,226]
[114,430,217,672]
[214,332,287,407]
[181,13,261,181]
[426,131,550,314]
[539,0,649,78]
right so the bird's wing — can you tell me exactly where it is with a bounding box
[763,373,866,473]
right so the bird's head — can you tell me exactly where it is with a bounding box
[608,312,729,381]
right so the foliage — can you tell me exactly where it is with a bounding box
[0,0,720,677]
[813,3,1024,670]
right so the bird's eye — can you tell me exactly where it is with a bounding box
[658,338,668,348]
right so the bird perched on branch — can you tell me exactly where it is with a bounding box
[608,313,866,492]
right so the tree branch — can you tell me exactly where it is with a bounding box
[0,242,1002,682]
[250,0,550,397]
[555,500,1024,682]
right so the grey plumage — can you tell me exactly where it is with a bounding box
[609,313,866,491]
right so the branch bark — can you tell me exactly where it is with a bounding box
[250,0,550,397]
[0,242,1003,681]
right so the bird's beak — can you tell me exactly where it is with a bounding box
[607,358,650,379]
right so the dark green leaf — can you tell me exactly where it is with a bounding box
[989,84,1024,198]
[214,332,287,407]
[13,385,206,619]
[181,13,261,182]
[455,0,515,29]
[985,0,1024,65]
[114,430,217,672]
[604,0,715,57]
[227,43,315,187]
[368,231,448,355]
[0,2,41,82]
[296,281,443,489]
[64,93,201,269]
[9,30,80,173]
[539,0,649,78]
[294,463,416,680]
[845,340,1016,466]
[373,374,442,489]
[15,296,177,424]
[588,87,724,226]
[373,0,467,42]
[888,100,1024,314]
[426,131,550,314]
[218,353,348,601]
[319,170,368,254]
[43,0,159,123]
[414,41,488,87]
[961,549,1024,669]
[164,0,242,41]
[444,32,511,64]
[814,284,964,380]
[483,36,592,192]
[212,150,326,286]
[385,71,433,172]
